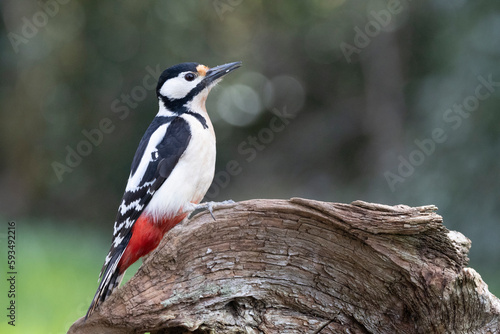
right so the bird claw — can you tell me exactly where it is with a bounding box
[188,200,235,220]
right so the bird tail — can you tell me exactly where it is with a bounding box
[85,249,126,319]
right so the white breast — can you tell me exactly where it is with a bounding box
[144,113,216,219]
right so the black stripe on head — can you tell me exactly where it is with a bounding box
[156,62,200,97]
[159,85,207,115]
[156,62,211,114]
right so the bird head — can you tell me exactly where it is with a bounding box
[156,61,241,114]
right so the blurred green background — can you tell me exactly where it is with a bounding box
[1,1,499,333]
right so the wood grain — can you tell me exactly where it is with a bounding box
[68,199,500,334]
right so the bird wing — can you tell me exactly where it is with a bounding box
[102,116,192,276]
[86,116,191,318]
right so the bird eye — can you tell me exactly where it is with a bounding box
[184,73,196,81]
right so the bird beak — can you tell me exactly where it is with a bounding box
[204,61,242,85]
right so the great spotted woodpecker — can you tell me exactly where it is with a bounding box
[86,61,241,318]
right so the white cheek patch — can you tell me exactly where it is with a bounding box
[160,73,203,100]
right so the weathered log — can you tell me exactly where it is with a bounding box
[68,198,500,334]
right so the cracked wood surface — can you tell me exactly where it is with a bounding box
[68,198,500,334]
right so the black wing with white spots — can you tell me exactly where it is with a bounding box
[104,115,192,273]
[86,116,192,318]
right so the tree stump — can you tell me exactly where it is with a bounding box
[68,198,500,334]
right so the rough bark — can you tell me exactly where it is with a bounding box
[68,198,500,334]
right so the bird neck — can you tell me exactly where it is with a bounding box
[156,99,177,117]
[156,98,211,131]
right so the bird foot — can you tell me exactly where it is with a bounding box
[186,200,235,220]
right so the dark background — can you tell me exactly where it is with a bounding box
[1,1,499,332]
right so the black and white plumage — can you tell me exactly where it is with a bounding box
[86,61,241,319]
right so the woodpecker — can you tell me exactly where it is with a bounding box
[86,61,241,318]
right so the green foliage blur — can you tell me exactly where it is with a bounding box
[1,1,499,333]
